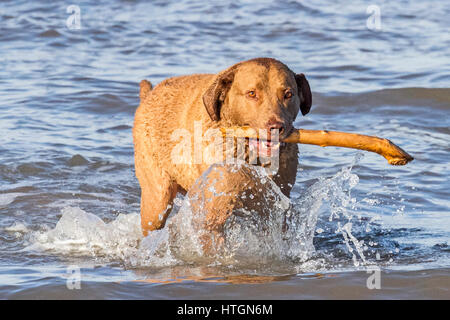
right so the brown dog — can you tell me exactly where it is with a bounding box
[133,58,312,236]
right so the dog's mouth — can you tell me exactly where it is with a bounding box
[240,123,292,157]
[249,139,280,157]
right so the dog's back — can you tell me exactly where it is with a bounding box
[134,73,220,193]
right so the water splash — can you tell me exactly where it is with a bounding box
[25,155,372,271]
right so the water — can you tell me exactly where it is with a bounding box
[0,0,449,299]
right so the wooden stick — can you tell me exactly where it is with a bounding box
[220,127,414,166]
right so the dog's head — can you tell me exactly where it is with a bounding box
[202,58,311,139]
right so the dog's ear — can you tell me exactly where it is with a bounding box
[295,73,312,116]
[202,69,235,121]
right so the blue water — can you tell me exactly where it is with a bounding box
[0,0,449,299]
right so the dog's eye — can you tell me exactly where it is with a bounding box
[246,90,257,99]
[284,91,293,99]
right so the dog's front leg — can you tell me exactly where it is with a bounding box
[139,173,177,236]
[135,151,177,236]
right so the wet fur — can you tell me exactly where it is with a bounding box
[133,58,312,235]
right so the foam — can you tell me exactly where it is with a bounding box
[26,158,367,271]
[5,221,29,233]
[0,193,23,207]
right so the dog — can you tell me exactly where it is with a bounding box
[133,58,311,237]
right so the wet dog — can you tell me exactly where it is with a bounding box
[133,58,311,236]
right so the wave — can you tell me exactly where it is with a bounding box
[313,87,450,114]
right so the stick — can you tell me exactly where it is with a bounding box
[220,127,414,166]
